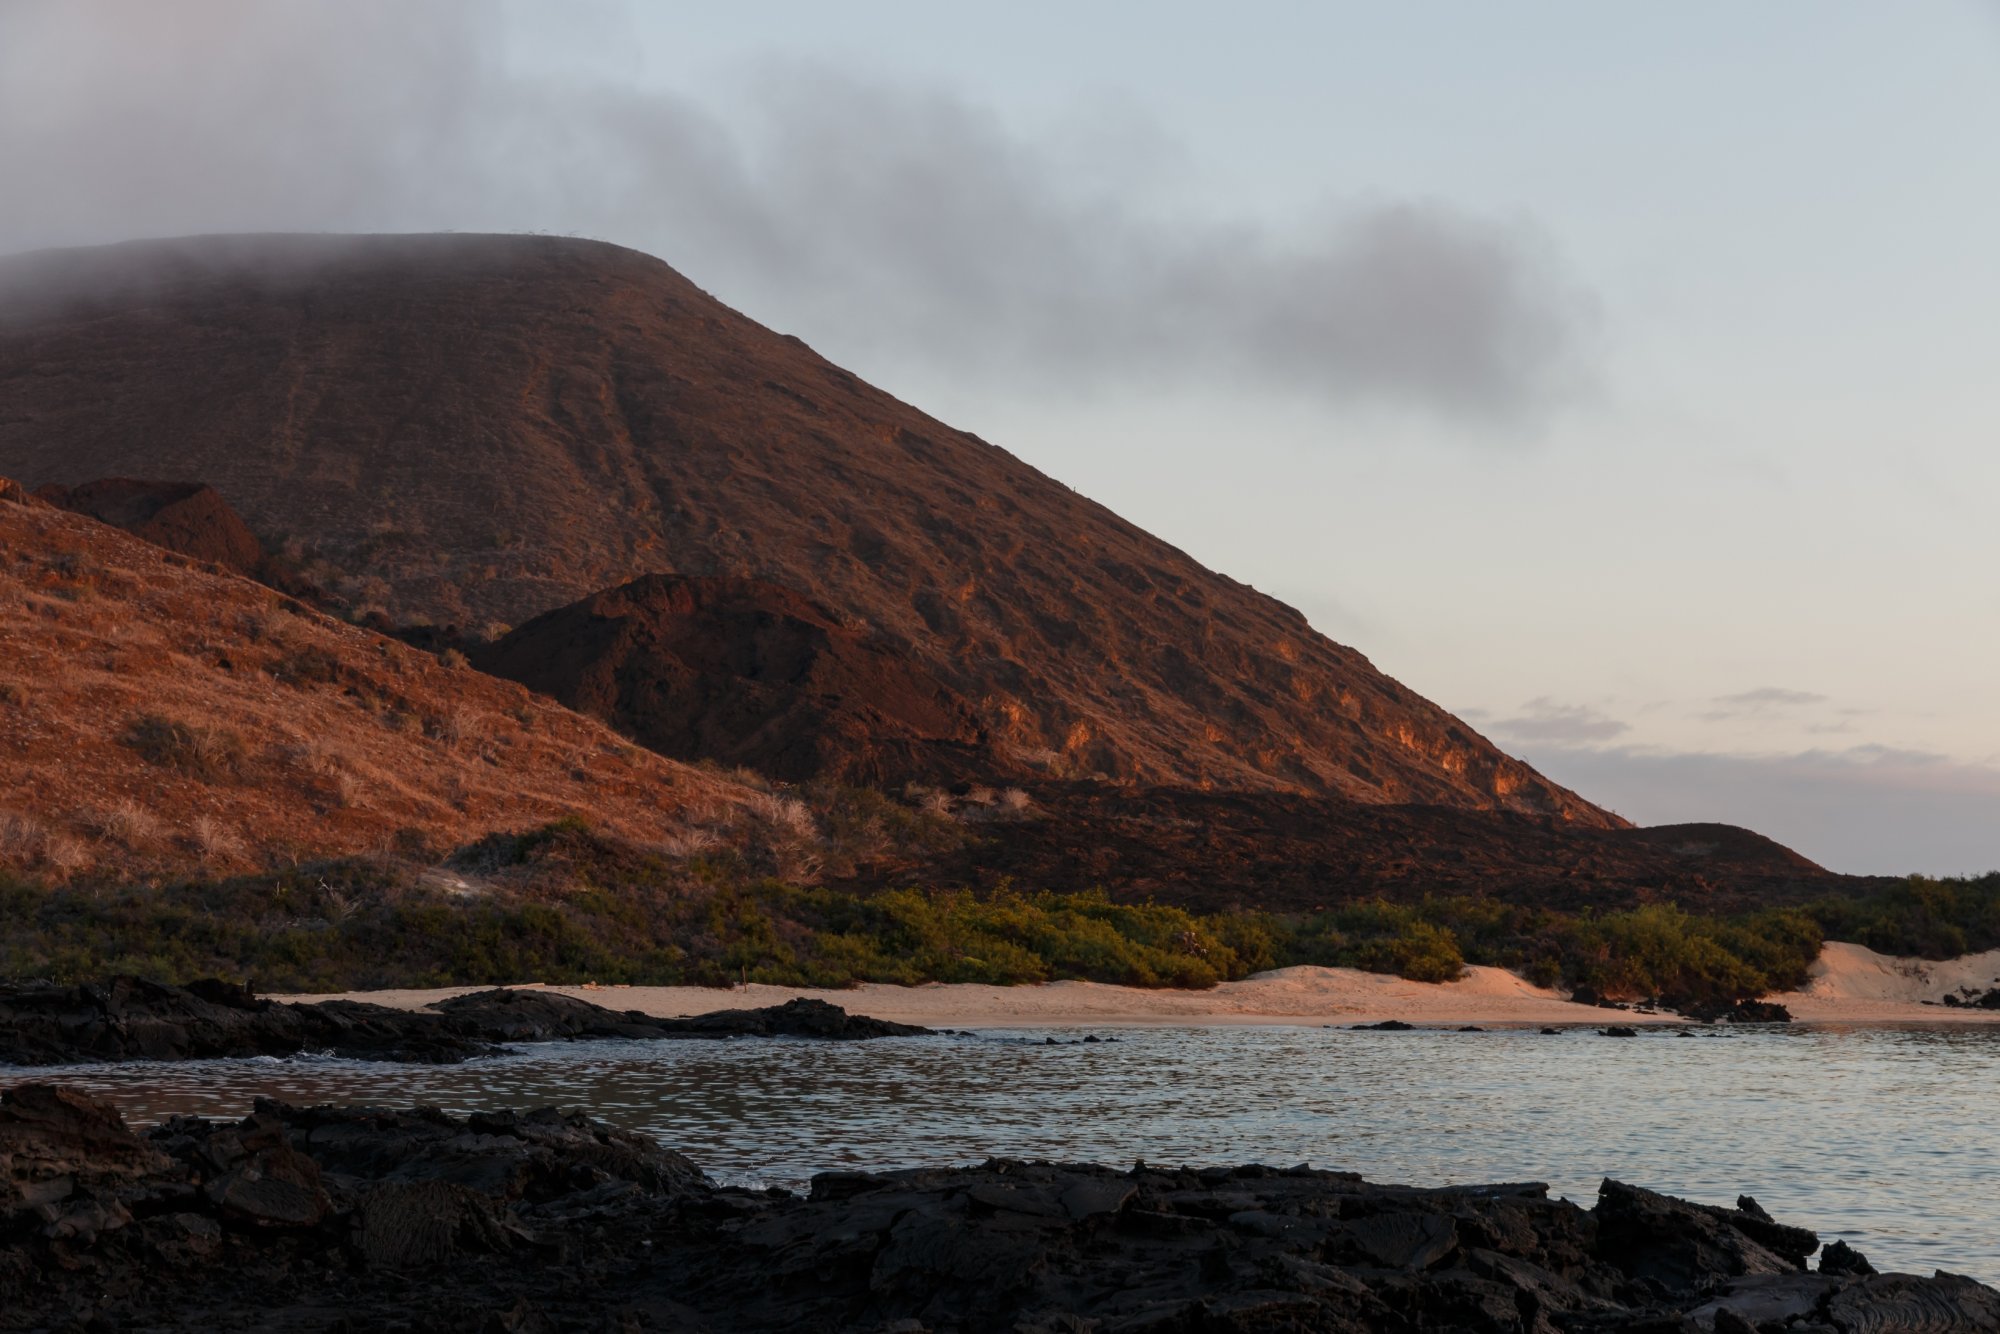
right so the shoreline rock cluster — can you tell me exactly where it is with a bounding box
[3,1084,1995,1332]
[1566,987,1795,1025]
[0,977,930,1066]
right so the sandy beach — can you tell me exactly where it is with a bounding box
[283,940,2000,1029]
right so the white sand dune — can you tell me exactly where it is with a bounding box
[1770,941,2000,1022]
[284,943,2000,1029]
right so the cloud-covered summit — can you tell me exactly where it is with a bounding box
[0,1,1591,423]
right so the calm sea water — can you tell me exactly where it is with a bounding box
[8,1023,1996,1281]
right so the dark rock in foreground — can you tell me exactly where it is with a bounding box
[4,1086,1996,1333]
[0,977,928,1066]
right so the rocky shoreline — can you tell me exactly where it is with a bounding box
[2,1084,1994,1332]
[0,977,931,1066]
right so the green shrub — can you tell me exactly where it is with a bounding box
[1353,920,1465,983]
[1804,875,2000,960]
[6,821,1991,1002]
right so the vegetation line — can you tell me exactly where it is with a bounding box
[3,819,1995,1004]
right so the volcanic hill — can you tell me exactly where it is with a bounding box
[0,232,1604,817]
[0,482,747,882]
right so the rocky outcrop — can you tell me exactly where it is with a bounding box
[3,1086,1995,1332]
[471,573,990,785]
[33,478,269,579]
[1724,999,1795,1024]
[0,978,929,1067]
[0,977,497,1065]
[1659,998,1797,1025]
[0,1084,173,1232]
[430,989,931,1043]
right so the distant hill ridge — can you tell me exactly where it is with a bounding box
[0,232,1608,819]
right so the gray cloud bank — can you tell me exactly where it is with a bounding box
[0,1,1590,420]
[1701,686,1832,722]
[1519,743,2000,878]
[1711,687,1827,709]
[1477,697,1631,745]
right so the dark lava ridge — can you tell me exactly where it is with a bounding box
[0,977,928,1067]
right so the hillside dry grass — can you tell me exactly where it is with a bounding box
[0,489,755,880]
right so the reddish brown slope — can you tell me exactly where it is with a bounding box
[0,232,1605,819]
[0,482,745,882]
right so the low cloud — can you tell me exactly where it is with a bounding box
[1700,685,1831,722]
[1485,697,1630,744]
[0,1,1592,422]
[1711,686,1827,709]
[1514,742,2000,877]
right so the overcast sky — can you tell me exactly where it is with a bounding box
[4,1,1996,874]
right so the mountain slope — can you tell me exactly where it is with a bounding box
[0,482,743,882]
[0,232,1606,819]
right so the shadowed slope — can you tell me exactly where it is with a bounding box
[470,574,989,785]
[34,478,268,579]
[0,232,1610,820]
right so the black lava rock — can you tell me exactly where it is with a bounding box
[1820,1238,1879,1276]
[4,1085,1997,1332]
